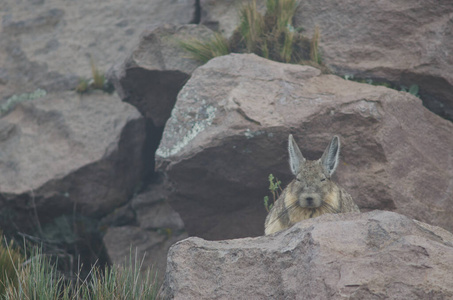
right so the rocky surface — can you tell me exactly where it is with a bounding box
[0,0,197,100]
[293,0,453,121]
[160,210,453,299]
[2,0,453,289]
[108,24,214,127]
[103,178,187,283]
[104,226,187,284]
[195,0,453,121]
[156,53,453,240]
[0,90,146,228]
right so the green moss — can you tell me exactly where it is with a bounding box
[0,89,47,116]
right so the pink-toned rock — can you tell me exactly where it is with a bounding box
[0,90,146,229]
[293,0,453,120]
[156,53,453,240]
[159,211,453,299]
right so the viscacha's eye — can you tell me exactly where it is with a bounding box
[320,178,326,182]
[296,178,301,182]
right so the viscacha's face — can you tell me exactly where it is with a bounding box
[292,160,331,208]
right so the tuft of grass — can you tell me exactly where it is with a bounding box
[2,246,67,299]
[79,250,158,300]
[238,0,265,52]
[90,56,106,90]
[0,232,24,297]
[271,0,297,30]
[76,56,114,94]
[264,174,282,212]
[180,0,325,69]
[179,33,230,63]
[310,26,321,64]
[1,240,158,299]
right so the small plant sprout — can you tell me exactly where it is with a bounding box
[75,77,90,94]
[90,55,106,90]
[310,26,321,64]
[264,173,282,212]
[76,56,113,94]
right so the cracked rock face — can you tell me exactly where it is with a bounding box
[156,53,453,240]
[0,91,146,229]
[293,0,453,121]
[160,211,453,299]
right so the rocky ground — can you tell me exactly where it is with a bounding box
[1,0,452,297]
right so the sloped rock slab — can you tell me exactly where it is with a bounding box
[156,53,453,240]
[293,0,453,121]
[160,211,453,299]
[0,91,146,229]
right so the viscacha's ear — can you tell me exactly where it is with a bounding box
[288,134,305,175]
[320,135,340,176]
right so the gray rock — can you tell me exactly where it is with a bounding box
[155,53,453,240]
[109,24,216,127]
[0,0,196,100]
[102,175,186,284]
[160,211,453,299]
[103,225,187,285]
[0,90,146,229]
[131,179,185,231]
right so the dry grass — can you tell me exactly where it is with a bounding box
[180,32,230,63]
[181,0,325,69]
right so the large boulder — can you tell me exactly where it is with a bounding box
[155,53,453,240]
[293,0,453,121]
[0,0,197,100]
[108,24,216,128]
[0,91,146,230]
[160,210,453,299]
